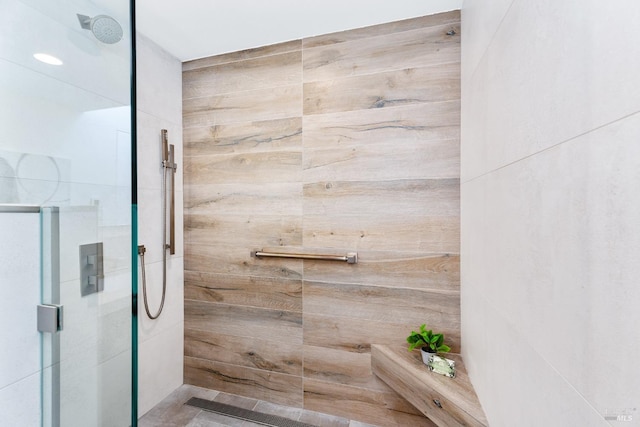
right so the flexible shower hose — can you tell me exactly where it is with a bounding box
[138,160,169,319]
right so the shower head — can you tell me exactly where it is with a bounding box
[77,14,123,44]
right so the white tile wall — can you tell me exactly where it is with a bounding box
[0,212,40,426]
[135,33,184,417]
[138,321,184,416]
[0,372,41,427]
[460,0,513,81]
[138,257,185,342]
[462,0,640,182]
[462,1,640,425]
[137,34,184,123]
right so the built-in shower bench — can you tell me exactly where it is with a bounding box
[371,345,488,427]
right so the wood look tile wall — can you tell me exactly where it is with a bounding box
[183,11,460,426]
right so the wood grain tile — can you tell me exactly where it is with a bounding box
[185,214,302,249]
[302,251,460,291]
[184,51,302,98]
[303,179,459,217]
[185,244,302,279]
[185,357,303,407]
[303,344,383,390]
[302,102,459,181]
[302,102,460,148]
[303,23,459,82]
[303,138,458,182]
[303,11,460,48]
[184,300,302,346]
[183,40,301,71]
[185,183,302,215]
[303,378,436,427]
[302,215,459,253]
[303,282,459,327]
[183,118,302,156]
[185,151,302,185]
[184,84,302,128]
[184,271,302,312]
[182,11,461,424]
[185,329,302,375]
[303,63,459,115]
[303,314,461,355]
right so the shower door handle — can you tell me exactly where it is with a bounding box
[37,304,64,333]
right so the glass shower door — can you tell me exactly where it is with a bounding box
[0,206,42,426]
[0,0,135,425]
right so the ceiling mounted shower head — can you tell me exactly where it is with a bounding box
[77,13,123,44]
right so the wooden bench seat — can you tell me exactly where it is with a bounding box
[371,345,488,427]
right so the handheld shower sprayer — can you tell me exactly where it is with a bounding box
[139,129,178,319]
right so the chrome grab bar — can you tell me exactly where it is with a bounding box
[251,250,358,264]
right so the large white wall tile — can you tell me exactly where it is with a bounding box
[469,289,609,427]
[137,33,183,122]
[462,1,640,425]
[137,187,165,262]
[100,225,132,276]
[461,0,514,81]
[464,78,640,417]
[58,206,99,283]
[138,256,184,342]
[0,372,40,427]
[460,175,487,374]
[138,321,184,416]
[135,33,184,415]
[0,212,40,394]
[99,350,132,427]
[463,0,640,181]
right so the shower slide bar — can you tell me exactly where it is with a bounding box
[138,129,178,320]
[162,129,177,255]
[251,250,358,264]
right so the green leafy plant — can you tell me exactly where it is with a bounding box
[406,324,451,353]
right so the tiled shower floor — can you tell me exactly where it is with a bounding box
[138,384,378,427]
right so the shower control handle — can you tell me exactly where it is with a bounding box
[79,242,104,296]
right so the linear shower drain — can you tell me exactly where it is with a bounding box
[185,397,316,427]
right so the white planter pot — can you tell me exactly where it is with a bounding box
[420,348,436,365]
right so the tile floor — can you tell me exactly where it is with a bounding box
[138,384,379,427]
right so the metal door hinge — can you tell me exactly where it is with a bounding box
[37,304,63,333]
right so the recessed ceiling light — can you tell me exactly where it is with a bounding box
[33,53,63,65]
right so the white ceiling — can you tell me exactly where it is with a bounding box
[136,0,462,62]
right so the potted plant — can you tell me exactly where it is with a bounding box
[406,324,451,365]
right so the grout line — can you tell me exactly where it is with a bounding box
[181,99,459,132]
[183,60,458,103]
[465,289,614,424]
[182,41,303,70]
[302,10,460,50]
[301,60,461,86]
[465,0,517,83]
[461,109,640,186]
